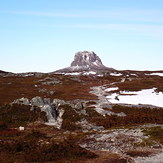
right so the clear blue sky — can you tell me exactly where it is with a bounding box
[0,0,163,73]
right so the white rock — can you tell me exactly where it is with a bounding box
[19,126,25,131]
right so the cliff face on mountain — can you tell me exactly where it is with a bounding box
[55,51,114,73]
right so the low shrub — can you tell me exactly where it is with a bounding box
[0,121,7,130]
[0,129,20,137]
[61,104,82,131]
[0,135,97,162]
[88,105,163,129]
[143,127,163,145]
[126,149,153,157]
[0,104,47,128]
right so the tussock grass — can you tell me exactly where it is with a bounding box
[117,78,163,92]
[126,149,154,157]
[143,127,163,145]
[90,105,163,129]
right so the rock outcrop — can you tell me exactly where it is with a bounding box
[12,97,65,129]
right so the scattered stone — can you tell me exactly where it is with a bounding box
[76,119,104,132]
[38,77,61,85]
[38,88,47,93]
[42,81,60,85]
[49,90,55,95]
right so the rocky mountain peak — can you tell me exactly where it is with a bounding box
[70,51,104,68]
[55,51,114,74]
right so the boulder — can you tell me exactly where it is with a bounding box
[43,98,51,104]
[31,96,44,107]
[75,102,84,110]
[41,104,57,122]
[53,99,66,106]
[13,97,30,105]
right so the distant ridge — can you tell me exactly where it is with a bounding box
[0,70,13,76]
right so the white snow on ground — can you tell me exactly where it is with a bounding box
[97,74,104,77]
[107,88,163,108]
[23,73,35,77]
[146,73,163,77]
[130,73,138,76]
[64,71,96,76]
[83,71,96,75]
[110,73,122,76]
[105,87,119,92]
[64,72,81,75]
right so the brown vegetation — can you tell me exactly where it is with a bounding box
[0,74,108,106]
[91,105,163,129]
[126,149,154,157]
[61,104,82,131]
[0,130,97,162]
[1,72,163,162]
[0,104,46,128]
[117,78,163,92]
[143,127,163,145]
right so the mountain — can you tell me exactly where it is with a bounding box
[55,51,114,74]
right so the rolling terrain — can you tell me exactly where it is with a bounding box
[0,52,163,162]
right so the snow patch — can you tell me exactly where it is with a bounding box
[83,71,96,75]
[107,88,163,108]
[97,74,104,77]
[147,73,163,77]
[130,73,138,76]
[105,87,119,92]
[63,71,97,76]
[110,73,122,76]
[64,72,81,76]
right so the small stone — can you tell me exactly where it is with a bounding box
[19,126,25,131]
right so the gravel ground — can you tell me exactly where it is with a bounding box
[134,150,163,163]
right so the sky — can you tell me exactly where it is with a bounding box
[0,0,163,73]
